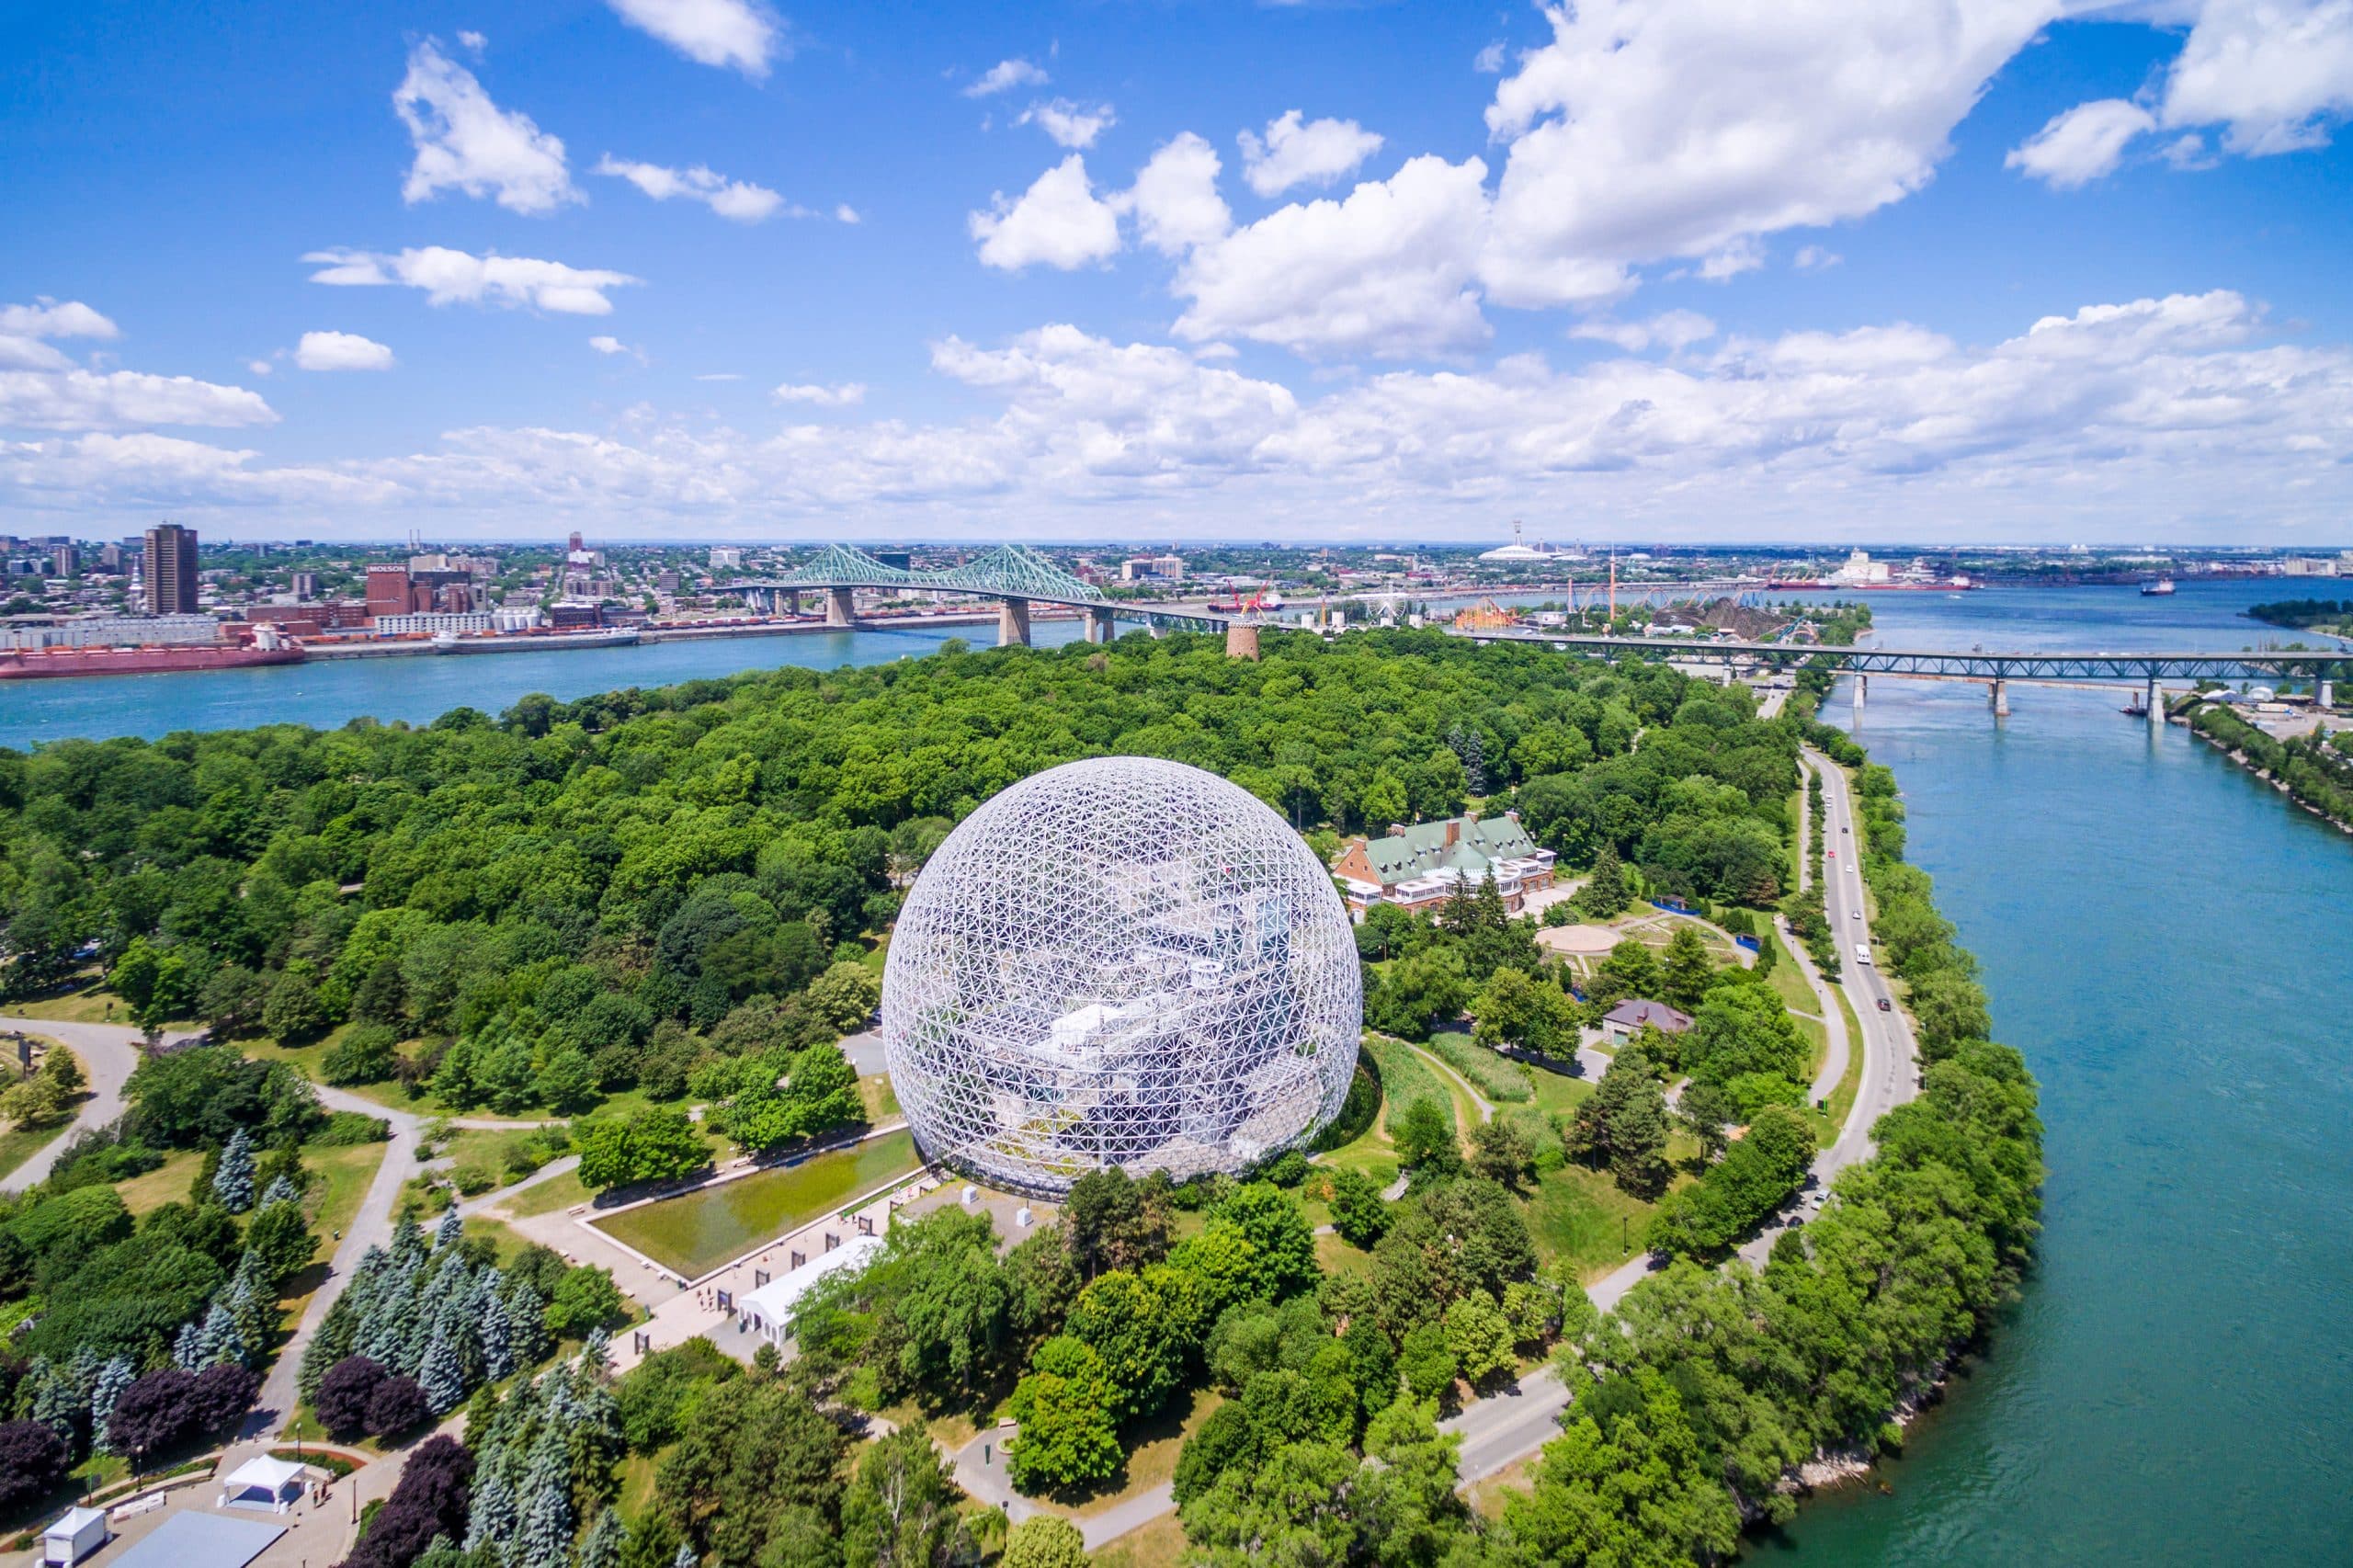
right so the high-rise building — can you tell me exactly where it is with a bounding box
[143,524,199,615]
[51,545,77,578]
[366,565,414,619]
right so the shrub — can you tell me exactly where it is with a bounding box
[0,1420,68,1509]
[188,1363,260,1435]
[365,1374,429,1439]
[321,1024,401,1086]
[107,1369,199,1465]
[313,1110,392,1146]
[315,1356,386,1439]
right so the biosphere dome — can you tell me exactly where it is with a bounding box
[881,756,1363,1196]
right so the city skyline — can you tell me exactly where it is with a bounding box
[6,1,2352,544]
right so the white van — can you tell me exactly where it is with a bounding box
[1854,942,1873,965]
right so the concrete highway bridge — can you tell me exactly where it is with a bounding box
[1461,630,2349,716]
[733,543,1231,647]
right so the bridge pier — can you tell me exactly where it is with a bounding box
[1990,677,2010,719]
[997,597,1031,648]
[786,589,802,617]
[1225,622,1260,661]
[1853,675,1867,713]
[2147,677,2162,725]
[1085,606,1118,644]
[2322,678,2336,710]
[824,586,856,628]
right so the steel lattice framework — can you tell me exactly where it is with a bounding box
[1460,630,2353,682]
[881,756,1362,1196]
[737,543,1227,631]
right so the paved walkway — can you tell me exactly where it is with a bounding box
[0,1015,199,1192]
[1407,1041,1495,1125]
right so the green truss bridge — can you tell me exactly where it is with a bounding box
[733,544,1227,645]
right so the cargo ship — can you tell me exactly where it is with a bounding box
[0,640,305,680]
[2140,577,2177,597]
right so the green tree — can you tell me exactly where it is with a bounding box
[262,960,331,1042]
[1005,1336,1121,1493]
[998,1517,1088,1568]
[1325,1167,1390,1248]
[803,960,883,1033]
[1659,926,1716,1012]
[840,1426,968,1568]
[1567,1050,1671,1198]
[1391,1097,1460,1176]
[1677,1080,1739,1164]
[1471,966,1574,1059]
[1468,1115,1534,1187]
[1443,1292,1518,1388]
[1065,1270,1185,1422]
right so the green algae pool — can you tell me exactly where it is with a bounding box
[591,1128,920,1279]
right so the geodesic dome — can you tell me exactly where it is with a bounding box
[881,756,1363,1196]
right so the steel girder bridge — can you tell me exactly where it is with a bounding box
[1461,631,2350,717]
[732,543,1227,646]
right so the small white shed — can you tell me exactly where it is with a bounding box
[219,1454,307,1514]
[42,1506,108,1566]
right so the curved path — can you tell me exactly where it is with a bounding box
[1091,744,1925,1544]
[0,1016,199,1192]
[1407,1040,1496,1125]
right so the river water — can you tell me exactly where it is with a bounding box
[6,581,2348,1561]
[0,619,1088,750]
[1768,581,2353,1565]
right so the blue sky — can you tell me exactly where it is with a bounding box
[4,0,2351,545]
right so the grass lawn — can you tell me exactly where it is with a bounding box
[1364,1033,1457,1145]
[2,983,165,1028]
[1520,1159,1671,1284]
[1028,1386,1222,1517]
[1817,977,1868,1138]
[1311,1108,1400,1191]
[1315,1229,1376,1280]
[0,1123,63,1184]
[496,1164,596,1218]
[1092,1511,1188,1568]
[1468,1454,1540,1518]
[1406,1041,1489,1135]
[116,1149,204,1216]
[858,1073,900,1123]
[591,1128,920,1279]
[1523,1063,1594,1122]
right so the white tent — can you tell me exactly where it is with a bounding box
[219,1454,307,1514]
[42,1506,106,1566]
[738,1233,884,1347]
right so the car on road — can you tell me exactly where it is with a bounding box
[1854,943,1873,964]
[1877,998,1893,1012]
[1851,908,1861,918]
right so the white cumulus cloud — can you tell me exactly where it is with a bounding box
[305,247,642,315]
[1019,98,1117,149]
[0,369,276,432]
[606,0,781,77]
[1120,133,1233,256]
[2160,0,2353,154]
[773,381,868,405]
[1238,110,1385,198]
[1173,154,1493,358]
[596,155,784,221]
[2008,97,2159,187]
[1571,310,1717,352]
[969,156,1124,271]
[394,40,578,215]
[1479,0,2057,308]
[294,331,395,371]
[0,300,119,340]
[966,58,1049,97]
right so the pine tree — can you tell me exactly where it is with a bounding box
[505,1280,551,1369]
[173,1321,203,1370]
[301,1287,363,1406]
[259,1174,303,1209]
[519,1424,575,1568]
[672,1546,697,1568]
[578,1506,624,1568]
[419,1331,466,1416]
[435,1208,464,1252]
[198,1300,249,1369]
[389,1212,428,1267]
[212,1127,256,1212]
[89,1356,135,1455]
[475,1270,515,1381]
[19,1358,77,1450]
[465,1465,518,1556]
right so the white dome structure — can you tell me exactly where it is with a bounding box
[881,756,1363,1196]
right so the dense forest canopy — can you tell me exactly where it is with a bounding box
[0,632,1800,1125]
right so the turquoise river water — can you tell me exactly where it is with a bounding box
[3,582,2348,1562]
